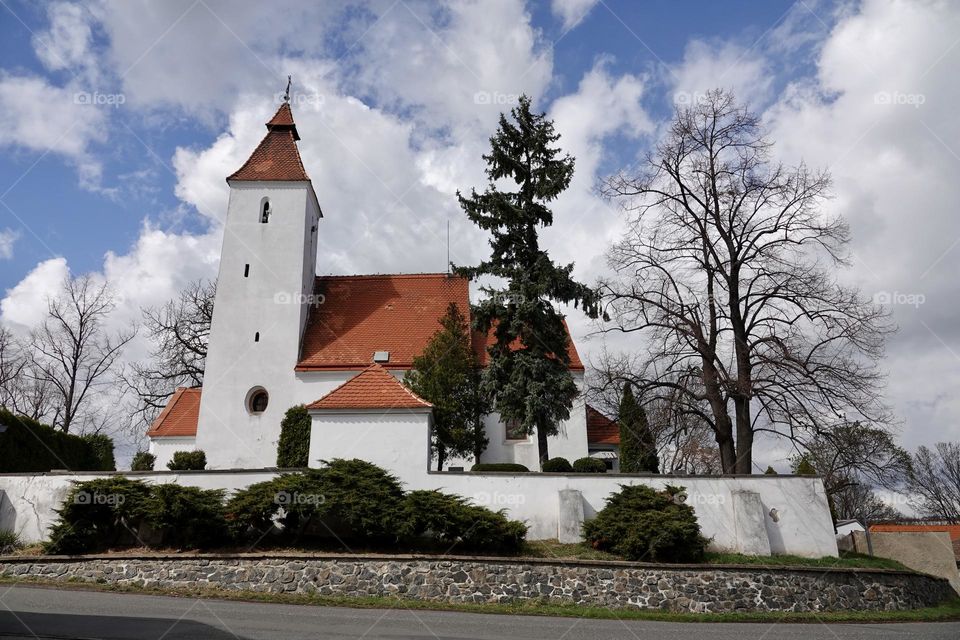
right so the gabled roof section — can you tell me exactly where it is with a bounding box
[306,364,432,411]
[297,273,584,371]
[586,404,619,445]
[297,274,471,370]
[227,103,309,182]
[471,318,584,371]
[146,387,201,438]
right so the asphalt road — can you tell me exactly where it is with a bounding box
[0,584,958,640]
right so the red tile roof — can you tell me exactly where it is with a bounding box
[471,318,584,371]
[227,104,309,182]
[586,404,619,445]
[869,524,960,560]
[146,387,201,438]
[298,274,470,370]
[869,524,960,541]
[297,273,584,371]
[306,365,431,410]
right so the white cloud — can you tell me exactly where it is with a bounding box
[0,229,18,260]
[32,2,96,76]
[551,0,599,30]
[670,39,772,108]
[763,0,960,447]
[0,257,69,332]
[0,74,107,187]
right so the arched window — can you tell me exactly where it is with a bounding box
[247,388,269,414]
[260,198,271,223]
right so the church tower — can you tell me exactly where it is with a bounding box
[196,96,322,468]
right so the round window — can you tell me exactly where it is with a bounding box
[247,388,269,413]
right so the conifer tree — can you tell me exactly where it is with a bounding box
[405,303,489,470]
[456,95,600,466]
[618,384,659,473]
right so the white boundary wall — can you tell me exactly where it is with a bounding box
[0,470,837,558]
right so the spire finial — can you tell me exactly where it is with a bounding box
[283,75,292,103]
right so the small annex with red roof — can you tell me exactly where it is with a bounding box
[147,96,595,473]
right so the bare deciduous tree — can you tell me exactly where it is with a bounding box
[0,326,24,409]
[124,279,213,427]
[909,442,960,522]
[600,89,895,473]
[29,275,134,433]
[795,422,911,521]
[589,362,722,474]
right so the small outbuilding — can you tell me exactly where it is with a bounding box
[306,365,433,473]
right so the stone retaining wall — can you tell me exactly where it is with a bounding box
[0,554,953,613]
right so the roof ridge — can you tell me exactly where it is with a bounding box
[306,364,432,410]
[315,273,461,280]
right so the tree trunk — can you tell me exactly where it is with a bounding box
[537,426,549,468]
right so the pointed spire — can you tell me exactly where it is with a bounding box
[227,84,308,182]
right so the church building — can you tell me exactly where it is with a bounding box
[146,98,613,473]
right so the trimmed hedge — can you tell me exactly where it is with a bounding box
[572,457,607,473]
[225,459,528,552]
[582,484,709,563]
[276,405,310,468]
[46,477,154,554]
[45,478,228,554]
[167,450,206,471]
[130,451,155,471]
[471,463,529,472]
[0,409,113,472]
[400,490,527,552]
[225,459,405,543]
[141,484,228,549]
[82,434,116,471]
[43,460,529,555]
[542,457,573,472]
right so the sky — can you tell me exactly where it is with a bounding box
[0,0,958,465]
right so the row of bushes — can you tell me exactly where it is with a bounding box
[0,409,115,472]
[542,457,607,473]
[470,457,607,473]
[46,459,527,555]
[129,450,207,471]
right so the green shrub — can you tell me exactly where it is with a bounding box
[276,405,311,468]
[400,490,527,552]
[541,457,573,472]
[225,459,405,544]
[81,434,116,471]
[582,484,708,563]
[572,457,607,473]
[0,409,105,472]
[142,485,228,549]
[471,463,529,472]
[167,450,206,471]
[0,529,22,554]
[131,451,155,471]
[45,477,153,554]
[45,478,230,554]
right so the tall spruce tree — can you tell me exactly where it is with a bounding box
[618,383,659,473]
[456,95,600,466]
[404,303,489,470]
